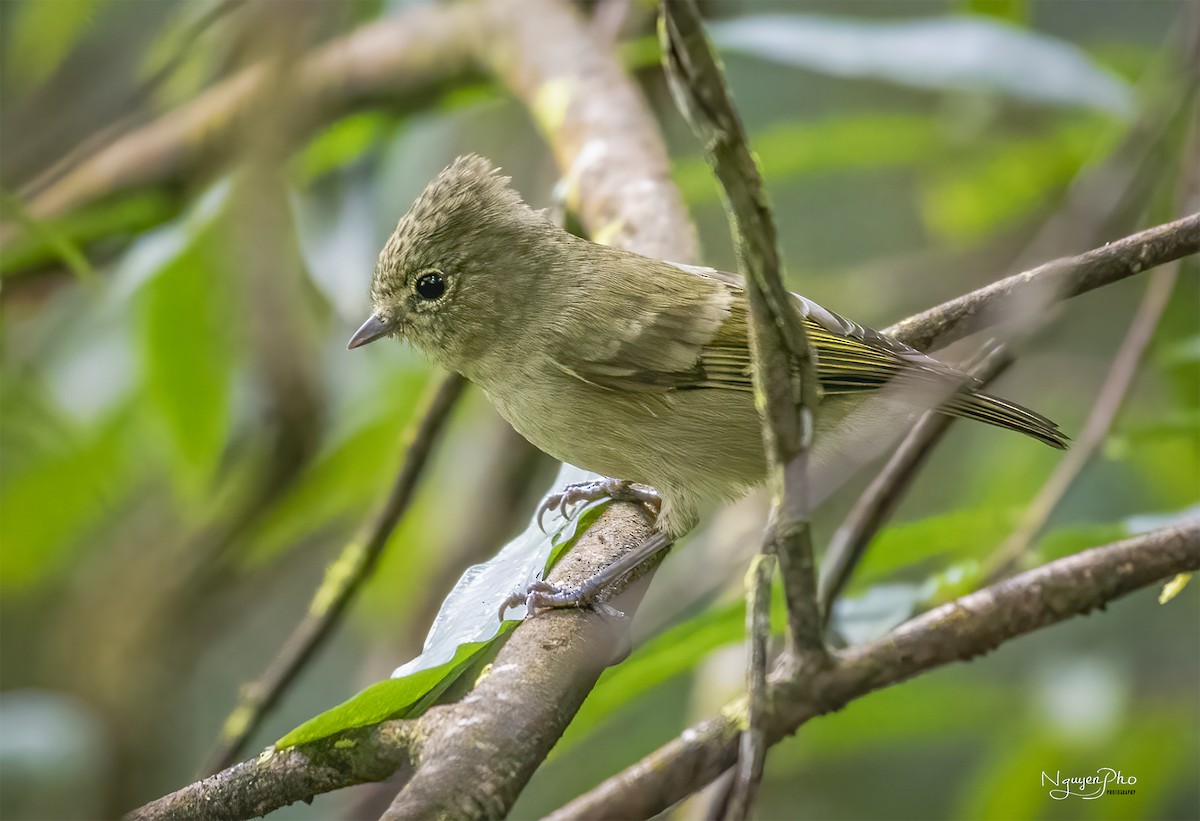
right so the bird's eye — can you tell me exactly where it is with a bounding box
[415,272,446,301]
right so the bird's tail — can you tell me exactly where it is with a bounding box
[942,391,1070,449]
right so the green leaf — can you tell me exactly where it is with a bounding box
[919,118,1110,242]
[0,409,133,591]
[780,675,1016,759]
[1037,523,1129,563]
[1,192,177,278]
[242,366,429,564]
[295,111,394,183]
[6,0,105,89]
[274,465,610,748]
[275,626,516,749]
[711,14,1132,115]
[556,598,746,754]
[136,186,236,497]
[848,507,1017,590]
[0,190,95,281]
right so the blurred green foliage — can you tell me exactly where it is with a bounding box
[1,1,1196,820]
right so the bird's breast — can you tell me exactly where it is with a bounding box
[476,357,769,518]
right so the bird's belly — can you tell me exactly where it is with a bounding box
[483,377,767,522]
[478,365,895,534]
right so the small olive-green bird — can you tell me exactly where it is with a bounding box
[350,155,1067,611]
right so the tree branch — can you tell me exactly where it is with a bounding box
[546,523,1200,820]
[661,0,826,668]
[129,723,420,821]
[476,0,695,263]
[659,3,826,815]
[885,212,1200,351]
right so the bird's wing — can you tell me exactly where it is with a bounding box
[548,258,737,393]
[552,260,975,397]
[679,263,977,397]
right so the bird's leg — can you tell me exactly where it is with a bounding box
[536,477,662,532]
[498,530,673,619]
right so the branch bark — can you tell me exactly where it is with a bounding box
[476,0,695,262]
[885,212,1200,351]
[546,524,1200,820]
[661,0,825,669]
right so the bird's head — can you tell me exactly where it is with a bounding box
[348,154,557,371]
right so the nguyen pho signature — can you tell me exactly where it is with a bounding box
[1042,768,1137,799]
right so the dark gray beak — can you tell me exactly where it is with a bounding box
[347,313,389,349]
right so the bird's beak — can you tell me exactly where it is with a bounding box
[347,313,390,350]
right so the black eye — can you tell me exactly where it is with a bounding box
[415,272,446,300]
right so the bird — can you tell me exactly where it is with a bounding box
[348,154,1068,613]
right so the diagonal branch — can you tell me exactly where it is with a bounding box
[885,212,1199,352]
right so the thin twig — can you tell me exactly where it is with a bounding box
[722,553,775,820]
[659,4,826,812]
[203,372,465,773]
[885,212,1200,352]
[818,347,1014,622]
[981,263,1180,583]
[660,0,826,666]
[544,524,1200,821]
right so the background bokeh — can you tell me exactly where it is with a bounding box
[1,1,1197,819]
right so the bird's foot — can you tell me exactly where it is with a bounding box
[497,580,624,621]
[498,529,673,621]
[536,478,661,532]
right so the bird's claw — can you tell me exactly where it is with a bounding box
[497,579,624,621]
[536,478,662,533]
